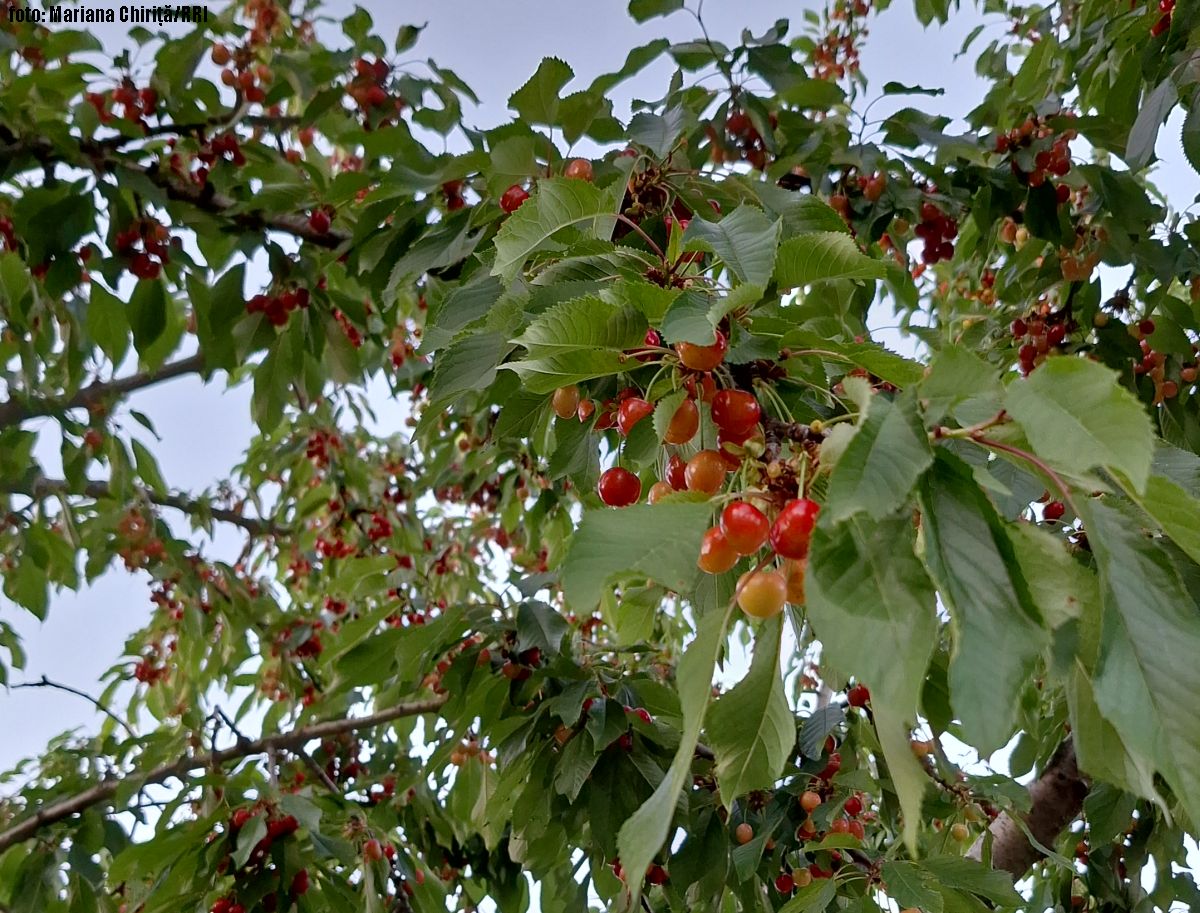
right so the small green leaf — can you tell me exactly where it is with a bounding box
[127,280,167,357]
[882,861,944,913]
[628,0,683,22]
[628,108,687,158]
[508,57,574,124]
[516,600,569,655]
[86,284,130,365]
[797,705,846,759]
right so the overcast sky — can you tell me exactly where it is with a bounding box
[3,0,1198,789]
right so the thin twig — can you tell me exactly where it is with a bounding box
[10,676,137,738]
[969,434,1075,507]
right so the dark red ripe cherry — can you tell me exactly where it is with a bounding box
[711,389,762,436]
[666,454,687,491]
[843,795,863,817]
[1046,324,1066,347]
[1138,318,1156,336]
[617,398,654,436]
[1044,500,1066,521]
[774,873,794,894]
[598,467,641,507]
[309,209,331,234]
[847,683,870,708]
[1011,318,1027,337]
[817,751,841,780]
[646,864,669,885]
[720,502,769,555]
[770,498,821,559]
[500,184,530,214]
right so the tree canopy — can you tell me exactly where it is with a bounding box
[1,0,1200,911]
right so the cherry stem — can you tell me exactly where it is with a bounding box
[614,213,666,263]
[969,434,1074,508]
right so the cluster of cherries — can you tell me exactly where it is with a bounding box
[115,507,165,569]
[211,43,272,104]
[85,79,157,127]
[1011,310,1073,376]
[996,115,1075,196]
[713,110,775,170]
[347,56,399,115]
[115,218,173,280]
[1130,318,1196,403]
[914,200,958,265]
[246,285,310,327]
[209,809,305,913]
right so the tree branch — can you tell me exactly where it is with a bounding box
[0,352,206,430]
[0,696,448,854]
[4,136,351,249]
[5,476,285,538]
[967,739,1089,879]
[11,676,137,738]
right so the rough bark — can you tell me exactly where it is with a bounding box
[968,738,1090,879]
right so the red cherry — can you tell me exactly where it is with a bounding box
[830,817,851,835]
[847,683,870,708]
[775,873,794,894]
[720,502,769,555]
[500,184,530,214]
[684,450,727,494]
[843,795,863,817]
[817,752,841,780]
[617,398,654,436]
[308,209,331,234]
[676,331,728,371]
[735,822,754,844]
[230,807,254,830]
[1043,501,1066,521]
[848,819,865,840]
[666,454,687,490]
[290,868,310,896]
[711,389,761,436]
[1138,318,1156,336]
[769,499,821,559]
[698,526,738,574]
[800,790,822,813]
[598,468,641,507]
[363,838,384,861]
[663,398,699,445]
[646,864,669,885]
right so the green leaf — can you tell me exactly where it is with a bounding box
[1007,524,1097,630]
[628,0,683,22]
[919,856,1023,908]
[918,452,1049,754]
[1182,95,1200,176]
[1119,474,1200,567]
[1126,78,1177,171]
[778,873,838,912]
[651,389,688,443]
[685,205,781,287]
[1006,357,1153,493]
[86,284,130,365]
[805,511,937,847]
[774,232,887,288]
[826,391,933,522]
[394,23,424,53]
[232,815,268,868]
[508,57,574,124]
[127,280,167,357]
[426,331,512,407]
[516,600,569,656]
[780,330,924,387]
[919,346,1002,425]
[882,861,944,913]
[707,614,793,803]
[491,178,618,282]
[562,502,712,609]
[505,297,645,393]
[628,108,687,158]
[1083,499,1200,826]
[797,705,846,759]
[617,603,733,904]
[660,291,721,345]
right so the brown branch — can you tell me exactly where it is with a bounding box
[11,676,137,739]
[968,739,1089,879]
[0,352,205,430]
[0,696,448,854]
[6,476,285,538]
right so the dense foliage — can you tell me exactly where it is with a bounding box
[2,0,1200,911]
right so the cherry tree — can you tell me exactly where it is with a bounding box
[1,0,1199,911]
